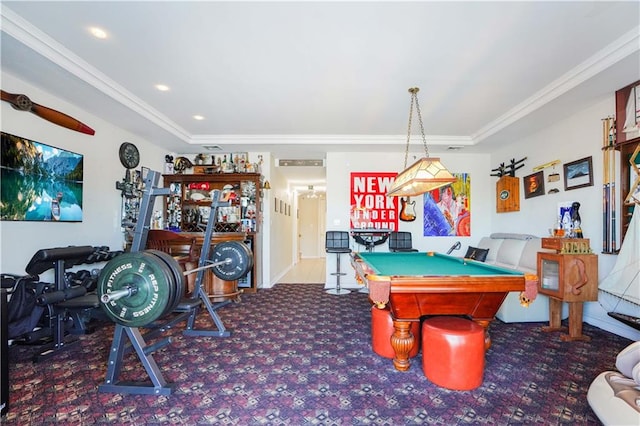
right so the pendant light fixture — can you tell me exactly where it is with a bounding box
[386,87,456,197]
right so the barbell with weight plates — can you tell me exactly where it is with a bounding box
[209,240,253,281]
[146,249,185,317]
[98,251,177,327]
[97,241,253,327]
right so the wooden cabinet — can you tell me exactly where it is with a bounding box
[495,176,520,213]
[162,172,262,293]
[537,242,598,341]
[163,173,262,233]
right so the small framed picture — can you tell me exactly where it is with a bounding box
[274,197,279,212]
[564,156,593,191]
[524,171,545,199]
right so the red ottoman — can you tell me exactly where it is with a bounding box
[421,316,485,390]
[371,306,420,359]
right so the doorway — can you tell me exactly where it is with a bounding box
[279,190,326,284]
[297,192,326,259]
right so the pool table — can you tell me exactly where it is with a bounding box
[351,251,527,371]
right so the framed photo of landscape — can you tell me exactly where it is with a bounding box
[564,156,593,191]
[1,132,83,222]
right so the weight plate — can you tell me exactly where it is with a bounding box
[144,250,176,319]
[145,250,178,313]
[97,251,173,327]
[210,241,253,281]
[146,249,185,311]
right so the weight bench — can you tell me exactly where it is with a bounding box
[19,245,116,361]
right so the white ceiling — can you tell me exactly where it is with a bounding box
[1,1,639,189]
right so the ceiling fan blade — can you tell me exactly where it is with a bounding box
[1,89,95,135]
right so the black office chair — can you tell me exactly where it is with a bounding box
[325,231,352,295]
[388,231,418,252]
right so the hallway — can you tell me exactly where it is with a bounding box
[279,257,326,284]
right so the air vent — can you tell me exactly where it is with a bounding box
[277,159,325,167]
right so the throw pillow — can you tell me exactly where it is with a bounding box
[464,246,489,262]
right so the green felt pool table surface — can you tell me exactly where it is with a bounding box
[356,251,523,277]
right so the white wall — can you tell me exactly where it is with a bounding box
[266,155,297,285]
[320,94,639,341]
[1,72,165,280]
[3,72,636,340]
[325,150,493,289]
[489,95,640,341]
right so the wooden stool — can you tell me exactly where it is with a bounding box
[421,316,485,390]
[371,306,420,359]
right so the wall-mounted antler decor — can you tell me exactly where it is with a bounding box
[490,157,527,178]
[1,89,95,135]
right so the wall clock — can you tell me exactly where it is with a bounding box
[119,142,140,169]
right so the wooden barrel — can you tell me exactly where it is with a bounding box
[207,275,241,302]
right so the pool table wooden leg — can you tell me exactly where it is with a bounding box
[391,320,414,371]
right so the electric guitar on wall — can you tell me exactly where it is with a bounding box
[399,197,417,222]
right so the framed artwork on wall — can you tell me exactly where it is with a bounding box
[564,156,593,191]
[1,131,84,222]
[524,171,545,199]
[422,173,471,237]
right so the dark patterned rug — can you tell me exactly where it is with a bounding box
[3,283,631,425]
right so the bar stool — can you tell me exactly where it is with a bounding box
[388,231,418,252]
[325,231,351,295]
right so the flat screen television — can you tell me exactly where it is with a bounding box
[1,131,83,222]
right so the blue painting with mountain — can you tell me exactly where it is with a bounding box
[1,131,83,222]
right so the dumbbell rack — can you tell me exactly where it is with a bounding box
[100,170,236,395]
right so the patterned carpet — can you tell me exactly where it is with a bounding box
[3,283,632,425]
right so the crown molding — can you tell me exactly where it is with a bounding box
[473,26,640,143]
[3,5,637,148]
[1,6,191,142]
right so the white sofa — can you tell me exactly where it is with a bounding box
[474,233,568,322]
[587,341,640,425]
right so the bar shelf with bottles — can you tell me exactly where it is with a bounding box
[162,172,262,292]
[163,173,261,234]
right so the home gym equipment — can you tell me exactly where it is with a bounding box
[98,169,253,395]
[3,245,123,362]
[97,240,251,327]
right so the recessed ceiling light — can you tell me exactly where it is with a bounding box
[155,84,170,92]
[204,145,222,151]
[89,27,107,39]
[193,115,205,120]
